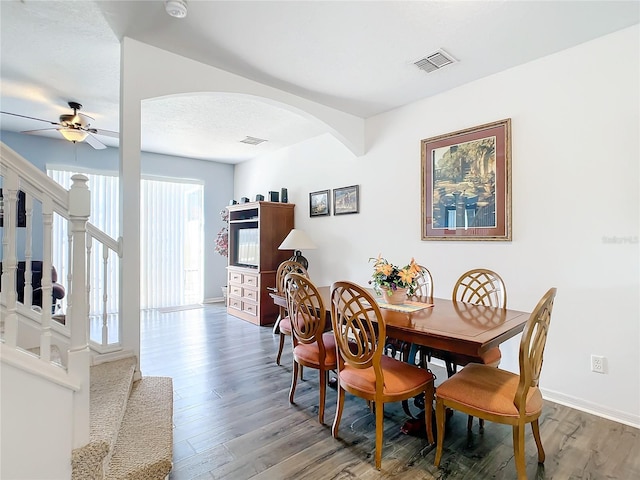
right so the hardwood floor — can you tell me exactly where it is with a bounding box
[140,304,639,479]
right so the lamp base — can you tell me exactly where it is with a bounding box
[289,250,308,270]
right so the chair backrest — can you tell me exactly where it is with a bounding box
[284,272,326,347]
[452,268,507,308]
[276,260,309,295]
[330,281,385,373]
[515,287,557,413]
[411,265,433,301]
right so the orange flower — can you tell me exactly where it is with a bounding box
[408,258,421,275]
[398,268,415,284]
[378,263,393,276]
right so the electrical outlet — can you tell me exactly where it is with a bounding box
[591,355,606,374]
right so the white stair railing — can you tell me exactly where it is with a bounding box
[0,141,123,449]
[86,223,122,350]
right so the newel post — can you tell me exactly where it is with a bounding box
[67,173,92,448]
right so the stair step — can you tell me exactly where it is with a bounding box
[104,377,173,480]
[72,356,136,480]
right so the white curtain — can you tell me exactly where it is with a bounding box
[140,177,204,309]
[48,168,203,313]
[49,169,120,315]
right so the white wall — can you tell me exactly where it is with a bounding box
[0,131,234,301]
[235,26,640,427]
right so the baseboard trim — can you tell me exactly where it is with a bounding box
[202,297,225,304]
[540,387,639,429]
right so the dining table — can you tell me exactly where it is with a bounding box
[271,285,532,441]
[270,286,530,366]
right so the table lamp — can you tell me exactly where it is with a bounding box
[278,229,317,270]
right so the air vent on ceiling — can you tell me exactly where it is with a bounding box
[414,49,457,73]
[240,136,268,146]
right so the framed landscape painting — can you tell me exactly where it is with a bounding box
[333,185,359,215]
[421,119,512,241]
[309,189,330,216]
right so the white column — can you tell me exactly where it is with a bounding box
[120,38,142,379]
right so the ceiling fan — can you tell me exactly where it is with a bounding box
[1,101,119,150]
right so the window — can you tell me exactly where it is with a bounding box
[48,168,204,313]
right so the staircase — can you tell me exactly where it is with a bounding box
[1,142,174,478]
[72,357,173,480]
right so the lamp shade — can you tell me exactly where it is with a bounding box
[278,229,317,251]
[59,128,88,143]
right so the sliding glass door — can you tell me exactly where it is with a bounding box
[49,168,204,314]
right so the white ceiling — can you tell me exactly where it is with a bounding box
[1,0,638,164]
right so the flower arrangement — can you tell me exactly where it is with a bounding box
[214,209,229,257]
[369,255,421,296]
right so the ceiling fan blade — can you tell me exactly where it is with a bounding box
[92,128,119,138]
[21,128,58,134]
[77,112,95,123]
[84,133,107,150]
[1,111,61,126]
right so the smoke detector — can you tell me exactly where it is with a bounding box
[165,0,188,19]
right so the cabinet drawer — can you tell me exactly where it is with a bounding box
[243,289,258,302]
[230,285,242,297]
[243,275,258,287]
[228,297,242,310]
[243,303,258,316]
[229,271,243,283]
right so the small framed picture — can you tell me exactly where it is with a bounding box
[333,185,359,215]
[309,189,330,217]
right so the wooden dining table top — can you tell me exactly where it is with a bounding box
[270,286,530,360]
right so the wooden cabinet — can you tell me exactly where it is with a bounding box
[226,201,295,326]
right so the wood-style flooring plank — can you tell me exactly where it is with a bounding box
[139,304,639,479]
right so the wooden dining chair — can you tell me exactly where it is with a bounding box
[330,281,435,470]
[273,260,309,366]
[284,272,336,424]
[385,265,434,363]
[398,265,434,417]
[449,268,506,432]
[434,287,557,480]
[412,265,434,302]
[405,265,434,366]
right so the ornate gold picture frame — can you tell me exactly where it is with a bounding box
[421,119,512,241]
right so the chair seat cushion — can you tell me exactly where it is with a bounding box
[339,355,434,397]
[293,332,337,368]
[480,346,502,366]
[436,363,542,417]
[429,346,502,368]
[279,316,292,335]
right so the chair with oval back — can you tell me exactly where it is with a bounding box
[273,260,309,366]
[448,268,506,432]
[284,272,336,424]
[404,265,434,366]
[384,265,434,363]
[330,281,435,470]
[434,288,557,480]
[412,265,434,302]
[397,265,434,418]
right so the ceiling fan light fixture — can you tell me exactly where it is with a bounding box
[59,128,88,143]
[165,0,188,19]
